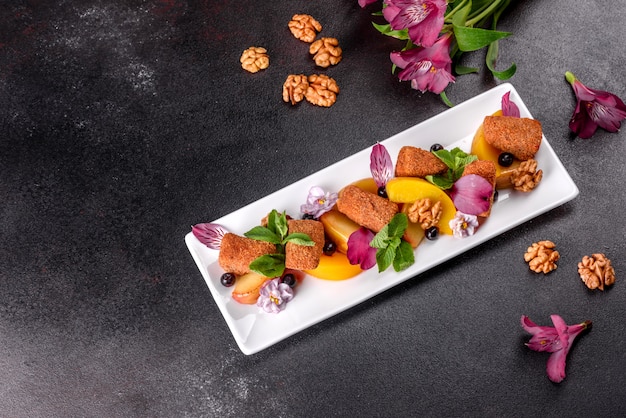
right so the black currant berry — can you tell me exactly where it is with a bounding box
[498,152,514,167]
[323,241,337,256]
[281,273,297,288]
[425,226,439,240]
[430,143,444,152]
[377,186,388,199]
[220,272,236,287]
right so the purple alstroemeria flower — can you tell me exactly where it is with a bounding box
[257,278,294,314]
[358,0,378,7]
[300,186,338,219]
[370,143,394,188]
[192,223,228,250]
[565,71,626,139]
[383,0,447,47]
[501,91,520,118]
[521,314,592,383]
[390,33,455,94]
[449,174,493,216]
[448,211,479,239]
[347,227,377,270]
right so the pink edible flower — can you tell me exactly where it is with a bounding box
[192,223,228,250]
[358,0,378,7]
[257,278,294,314]
[389,33,455,94]
[370,143,394,188]
[300,186,338,219]
[449,174,493,216]
[501,91,520,118]
[448,211,479,238]
[382,0,447,48]
[565,71,626,139]
[347,228,377,270]
[521,314,592,383]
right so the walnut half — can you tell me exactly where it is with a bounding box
[305,74,339,107]
[511,159,543,192]
[240,46,269,73]
[524,240,559,273]
[578,253,616,290]
[288,14,322,43]
[282,74,309,105]
[309,37,342,68]
[407,198,442,230]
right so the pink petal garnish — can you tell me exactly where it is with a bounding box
[501,91,520,118]
[347,227,377,270]
[449,175,493,215]
[191,223,228,250]
[370,143,393,188]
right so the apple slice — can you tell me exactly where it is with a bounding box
[385,177,456,235]
[304,251,362,280]
[319,209,361,254]
[231,271,270,304]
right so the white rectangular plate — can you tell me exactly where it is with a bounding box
[185,83,579,355]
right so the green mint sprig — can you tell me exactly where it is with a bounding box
[425,147,477,190]
[370,213,415,273]
[244,209,315,277]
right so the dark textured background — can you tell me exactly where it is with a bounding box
[2,1,626,416]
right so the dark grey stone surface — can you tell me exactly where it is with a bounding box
[2,1,626,416]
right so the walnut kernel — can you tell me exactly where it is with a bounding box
[578,253,615,290]
[309,37,342,68]
[305,74,339,107]
[524,240,559,273]
[240,46,269,73]
[407,198,442,230]
[283,74,309,105]
[511,159,543,192]
[288,14,322,43]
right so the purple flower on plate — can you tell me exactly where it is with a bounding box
[448,211,479,239]
[565,71,626,139]
[390,33,455,94]
[501,91,520,118]
[358,0,378,7]
[300,186,338,218]
[448,174,493,216]
[257,278,294,314]
[370,143,394,188]
[383,0,447,47]
[521,314,592,383]
[347,227,377,270]
[192,223,228,250]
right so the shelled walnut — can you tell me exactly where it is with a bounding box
[511,159,543,192]
[282,74,309,105]
[407,198,442,230]
[309,37,342,68]
[240,47,269,73]
[524,240,559,273]
[288,14,322,43]
[305,74,339,107]
[578,253,615,290]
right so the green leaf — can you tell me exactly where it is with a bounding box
[439,91,454,108]
[370,225,390,249]
[453,26,511,52]
[376,246,396,273]
[393,241,415,272]
[425,174,454,190]
[387,213,408,239]
[372,22,409,40]
[454,64,479,75]
[274,210,289,240]
[244,226,281,244]
[283,232,315,246]
[249,254,286,278]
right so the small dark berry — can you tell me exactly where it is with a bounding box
[323,241,337,256]
[425,226,439,240]
[377,186,388,198]
[302,213,316,220]
[281,273,297,288]
[498,152,514,167]
[220,272,236,287]
[430,143,444,152]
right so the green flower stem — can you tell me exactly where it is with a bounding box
[444,0,470,22]
[565,71,577,85]
[466,0,505,27]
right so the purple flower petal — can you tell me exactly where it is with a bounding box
[257,278,294,314]
[449,174,493,216]
[300,186,338,218]
[370,143,393,188]
[501,91,520,118]
[192,223,228,250]
[347,228,377,270]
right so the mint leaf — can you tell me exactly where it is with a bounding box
[370,226,390,249]
[393,241,415,272]
[244,226,281,244]
[283,233,315,246]
[428,147,478,190]
[386,213,408,238]
[249,254,286,278]
[376,245,396,273]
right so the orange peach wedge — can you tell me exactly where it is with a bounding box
[304,251,362,280]
[231,271,270,304]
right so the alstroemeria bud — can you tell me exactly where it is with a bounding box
[192,223,228,250]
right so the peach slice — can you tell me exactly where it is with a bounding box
[385,177,456,235]
[304,251,363,280]
[400,203,426,248]
[348,177,379,194]
[470,110,522,189]
[319,209,361,254]
[231,271,270,304]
